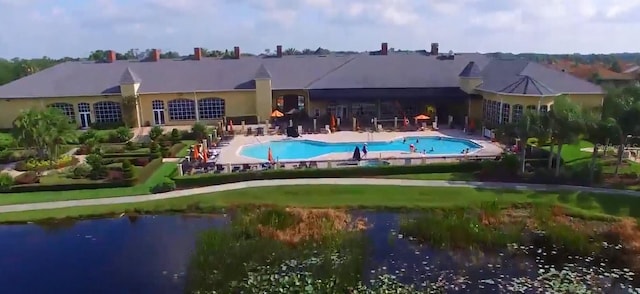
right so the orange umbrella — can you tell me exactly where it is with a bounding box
[330,115,336,128]
[202,145,208,162]
[270,110,284,118]
[403,116,408,127]
[193,144,200,159]
[414,114,430,120]
[469,119,475,129]
[267,147,274,163]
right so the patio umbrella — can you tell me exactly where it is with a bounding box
[267,147,274,163]
[414,114,430,120]
[330,115,336,129]
[352,146,362,161]
[229,119,234,132]
[403,116,408,127]
[270,110,284,118]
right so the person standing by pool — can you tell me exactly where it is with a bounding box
[362,143,368,158]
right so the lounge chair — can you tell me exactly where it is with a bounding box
[308,161,318,168]
[246,127,253,136]
[256,127,265,136]
[231,166,241,173]
[214,164,226,173]
[241,164,252,172]
[296,161,308,169]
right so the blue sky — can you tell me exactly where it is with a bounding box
[0,0,639,59]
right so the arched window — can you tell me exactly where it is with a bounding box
[526,105,537,112]
[501,103,510,124]
[168,99,196,121]
[540,105,549,114]
[78,102,90,113]
[48,102,75,122]
[93,101,122,123]
[512,104,523,123]
[152,100,165,110]
[198,98,225,120]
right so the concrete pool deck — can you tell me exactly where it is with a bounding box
[215,129,503,164]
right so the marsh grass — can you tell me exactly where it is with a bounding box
[185,208,368,293]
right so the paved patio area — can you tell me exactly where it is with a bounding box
[215,129,503,165]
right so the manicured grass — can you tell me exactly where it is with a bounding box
[38,166,144,185]
[0,132,15,146]
[176,140,196,157]
[0,163,176,205]
[0,185,636,222]
[541,140,593,165]
[382,172,476,181]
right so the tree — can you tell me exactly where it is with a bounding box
[548,96,584,177]
[602,86,640,175]
[513,111,543,174]
[583,110,616,183]
[12,107,77,160]
[284,48,300,55]
[610,60,622,73]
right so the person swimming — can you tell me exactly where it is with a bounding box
[362,143,368,158]
[402,138,406,144]
[415,138,419,143]
[430,147,434,152]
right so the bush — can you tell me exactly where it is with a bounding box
[72,164,92,179]
[0,149,32,164]
[125,141,138,151]
[180,130,193,140]
[103,145,125,154]
[191,122,208,141]
[7,181,130,193]
[14,171,39,185]
[115,126,133,142]
[14,155,77,172]
[149,126,164,141]
[90,121,125,130]
[86,153,106,179]
[170,128,181,144]
[0,173,14,191]
[149,141,159,154]
[133,157,150,167]
[150,178,176,193]
[122,159,136,180]
[173,161,484,188]
[161,145,170,157]
[78,129,98,144]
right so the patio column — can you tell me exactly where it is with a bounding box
[498,97,503,124]
[193,92,200,121]
[377,98,381,119]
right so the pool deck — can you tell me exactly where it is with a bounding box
[215,129,503,165]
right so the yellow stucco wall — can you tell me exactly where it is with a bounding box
[459,78,482,94]
[137,91,256,126]
[0,96,123,129]
[468,98,483,121]
[255,79,273,122]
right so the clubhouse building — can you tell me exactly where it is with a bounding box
[0,43,604,130]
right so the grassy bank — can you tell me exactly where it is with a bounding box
[1,185,637,223]
[0,163,176,205]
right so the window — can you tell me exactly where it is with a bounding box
[512,104,523,123]
[152,100,164,110]
[198,98,225,120]
[78,102,90,113]
[526,105,537,112]
[48,102,75,122]
[540,105,548,114]
[501,103,510,124]
[297,96,305,111]
[168,99,196,121]
[93,101,122,123]
[276,97,284,109]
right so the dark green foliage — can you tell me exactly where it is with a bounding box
[122,159,135,180]
[170,128,181,144]
[85,153,106,179]
[191,122,207,141]
[149,126,164,141]
[0,173,14,191]
[150,178,176,193]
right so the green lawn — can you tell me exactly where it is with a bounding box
[0,163,176,205]
[541,140,593,165]
[0,185,636,222]
[176,140,196,157]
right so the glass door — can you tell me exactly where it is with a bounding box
[79,112,91,128]
[153,109,165,125]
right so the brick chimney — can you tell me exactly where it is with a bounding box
[234,46,240,59]
[194,47,202,60]
[430,43,439,55]
[106,50,116,63]
[150,49,160,61]
[276,45,283,57]
[381,43,388,55]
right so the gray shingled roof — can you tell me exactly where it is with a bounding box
[458,61,481,78]
[477,59,603,95]
[0,53,603,98]
[119,67,141,84]
[497,75,555,95]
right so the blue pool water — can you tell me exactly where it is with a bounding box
[240,136,481,161]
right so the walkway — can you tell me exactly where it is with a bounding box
[1,178,639,214]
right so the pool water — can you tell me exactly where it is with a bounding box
[240,136,481,161]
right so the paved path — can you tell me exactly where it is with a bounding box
[1,178,639,214]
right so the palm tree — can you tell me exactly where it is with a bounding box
[602,86,640,175]
[513,110,542,173]
[12,107,77,160]
[43,108,78,159]
[583,110,616,183]
[549,96,583,177]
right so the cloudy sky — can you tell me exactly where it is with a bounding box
[0,0,638,59]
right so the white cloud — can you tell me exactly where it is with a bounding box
[0,0,637,58]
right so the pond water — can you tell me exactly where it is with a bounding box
[0,212,637,293]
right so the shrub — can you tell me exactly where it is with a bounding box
[115,126,133,142]
[160,145,170,157]
[191,122,207,141]
[103,145,125,154]
[6,181,130,193]
[180,130,193,140]
[0,173,14,191]
[149,126,164,141]
[78,129,98,144]
[170,128,181,144]
[0,149,32,164]
[14,171,39,185]
[173,161,484,188]
[15,155,77,172]
[150,178,176,193]
[149,141,159,154]
[125,141,138,151]
[90,121,125,130]
[106,170,124,182]
[86,153,106,179]
[122,159,136,180]
[133,157,150,167]
[72,164,92,179]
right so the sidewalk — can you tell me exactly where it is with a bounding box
[1,178,639,214]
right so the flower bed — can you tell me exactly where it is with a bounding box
[14,155,79,172]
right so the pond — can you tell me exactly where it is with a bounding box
[0,210,638,293]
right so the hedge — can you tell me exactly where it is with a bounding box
[103,152,150,159]
[173,161,485,189]
[132,158,163,185]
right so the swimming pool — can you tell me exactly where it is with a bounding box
[239,136,482,161]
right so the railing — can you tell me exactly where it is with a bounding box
[176,154,499,176]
